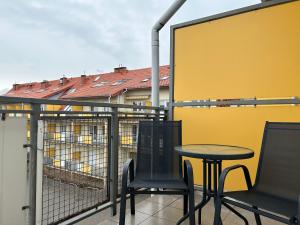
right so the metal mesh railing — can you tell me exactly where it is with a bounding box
[42,116,110,224]
[0,97,166,225]
[117,117,154,194]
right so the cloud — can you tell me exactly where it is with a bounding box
[0,0,259,89]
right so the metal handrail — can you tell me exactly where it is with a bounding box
[0,96,164,110]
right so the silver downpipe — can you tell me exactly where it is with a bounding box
[151,0,187,107]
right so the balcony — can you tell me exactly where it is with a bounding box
[75,192,283,225]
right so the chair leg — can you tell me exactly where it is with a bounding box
[253,206,262,225]
[130,188,135,215]
[183,194,188,215]
[119,186,127,225]
[188,191,195,225]
[198,207,202,224]
[213,198,222,225]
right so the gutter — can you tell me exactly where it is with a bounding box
[151,0,187,106]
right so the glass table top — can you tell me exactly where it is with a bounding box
[175,144,254,160]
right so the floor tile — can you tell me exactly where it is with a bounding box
[139,216,174,225]
[135,199,166,215]
[153,206,184,222]
[146,195,180,206]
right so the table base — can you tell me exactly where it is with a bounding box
[176,159,249,225]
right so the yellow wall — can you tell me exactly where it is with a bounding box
[175,106,300,190]
[173,0,300,190]
[174,0,300,101]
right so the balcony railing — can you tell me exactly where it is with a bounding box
[0,96,167,225]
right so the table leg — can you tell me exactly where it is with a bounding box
[211,160,223,225]
[177,159,211,225]
[198,159,207,225]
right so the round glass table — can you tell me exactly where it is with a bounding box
[175,144,254,225]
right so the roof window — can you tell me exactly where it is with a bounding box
[111,80,126,86]
[160,76,169,80]
[93,82,107,88]
[67,88,76,94]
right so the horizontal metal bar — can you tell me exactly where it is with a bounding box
[0,109,33,114]
[0,96,163,110]
[117,112,163,116]
[41,115,111,120]
[60,201,113,225]
[41,110,113,115]
[223,198,290,224]
[172,98,300,107]
[133,190,187,195]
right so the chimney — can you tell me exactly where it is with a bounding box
[13,84,19,91]
[81,75,88,85]
[60,77,68,85]
[41,80,50,89]
[114,66,128,73]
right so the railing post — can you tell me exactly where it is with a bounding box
[29,103,40,225]
[155,108,160,122]
[163,109,168,121]
[110,107,119,216]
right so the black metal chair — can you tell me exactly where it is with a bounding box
[119,121,195,225]
[214,122,300,225]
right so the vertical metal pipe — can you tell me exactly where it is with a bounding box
[29,103,40,225]
[110,107,119,216]
[151,0,187,106]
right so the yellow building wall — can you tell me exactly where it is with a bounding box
[175,106,300,190]
[173,0,300,190]
[174,0,300,101]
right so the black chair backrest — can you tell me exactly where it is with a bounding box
[255,122,300,202]
[135,121,182,181]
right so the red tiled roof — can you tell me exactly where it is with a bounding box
[5,66,170,99]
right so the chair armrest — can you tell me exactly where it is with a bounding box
[217,164,252,197]
[183,160,194,187]
[122,159,135,186]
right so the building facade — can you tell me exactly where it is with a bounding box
[5,65,169,179]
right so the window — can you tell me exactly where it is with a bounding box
[159,100,169,107]
[88,125,105,144]
[47,148,56,158]
[72,151,81,161]
[133,101,145,112]
[160,76,169,80]
[132,125,138,143]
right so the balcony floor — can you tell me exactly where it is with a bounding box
[75,191,285,225]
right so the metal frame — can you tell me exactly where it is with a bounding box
[0,96,167,225]
[171,98,300,108]
[213,122,300,225]
[119,159,195,225]
[168,0,299,119]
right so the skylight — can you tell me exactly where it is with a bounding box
[160,76,169,80]
[141,78,150,82]
[94,76,100,82]
[36,89,45,93]
[111,80,126,86]
[67,88,76,94]
[93,81,108,88]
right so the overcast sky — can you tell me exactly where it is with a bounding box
[0,0,259,91]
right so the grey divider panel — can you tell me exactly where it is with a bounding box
[0,117,28,225]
